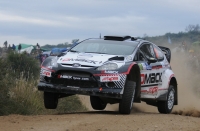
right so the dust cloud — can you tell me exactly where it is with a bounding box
[171,51,200,117]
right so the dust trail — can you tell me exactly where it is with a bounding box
[173,109,200,117]
[171,51,200,117]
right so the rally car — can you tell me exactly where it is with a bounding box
[38,35,178,114]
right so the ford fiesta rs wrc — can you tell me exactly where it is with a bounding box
[38,35,178,114]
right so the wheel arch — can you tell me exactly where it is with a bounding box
[126,64,141,102]
[169,77,178,105]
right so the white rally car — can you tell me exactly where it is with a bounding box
[38,35,178,114]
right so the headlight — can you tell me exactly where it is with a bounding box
[42,56,58,68]
[125,55,133,62]
[50,57,58,67]
[96,63,118,70]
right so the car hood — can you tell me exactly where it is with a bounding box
[57,52,124,67]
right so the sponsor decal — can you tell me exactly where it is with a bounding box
[42,70,51,77]
[141,63,146,70]
[138,64,143,70]
[101,70,118,74]
[141,87,158,94]
[62,58,70,61]
[148,87,158,94]
[47,66,53,69]
[58,75,89,81]
[100,75,120,82]
[152,65,162,69]
[137,63,151,70]
[62,58,98,64]
[145,62,152,70]
[141,73,162,85]
[41,66,55,72]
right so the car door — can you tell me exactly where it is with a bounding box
[152,44,168,91]
[135,43,162,98]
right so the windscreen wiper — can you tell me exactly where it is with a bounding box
[69,50,79,53]
[84,52,107,54]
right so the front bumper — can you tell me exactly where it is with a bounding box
[38,81,123,99]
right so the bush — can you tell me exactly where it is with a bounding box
[0,52,87,115]
[6,51,40,81]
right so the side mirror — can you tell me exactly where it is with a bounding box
[147,57,157,63]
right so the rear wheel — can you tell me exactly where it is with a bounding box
[90,96,107,110]
[157,85,175,114]
[119,80,136,114]
[44,92,58,109]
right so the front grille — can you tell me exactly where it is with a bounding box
[51,78,98,88]
[61,64,95,68]
[50,70,98,88]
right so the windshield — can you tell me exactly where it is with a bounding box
[70,40,138,55]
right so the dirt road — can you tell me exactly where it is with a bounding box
[0,52,200,131]
[0,111,199,131]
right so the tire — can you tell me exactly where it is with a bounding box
[44,92,58,109]
[90,96,107,110]
[157,85,175,114]
[119,80,136,114]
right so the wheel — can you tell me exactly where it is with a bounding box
[44,92,58,109]
[119,80,136,114]
[157,85,175,114]
[90,96,107,110]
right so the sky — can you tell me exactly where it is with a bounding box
[0,0,199,46]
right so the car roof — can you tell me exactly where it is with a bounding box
[80,36,142,44]
[77,35,155,49]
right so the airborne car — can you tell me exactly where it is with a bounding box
[38,36,178,114]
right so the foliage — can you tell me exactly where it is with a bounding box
[146,24,200,46]
[0,52,87,115]
[185,24,200,33]
[0,78,44,115]
[6,51,40,81]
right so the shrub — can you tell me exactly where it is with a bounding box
[0,52,87,115]
[6,51,40,81]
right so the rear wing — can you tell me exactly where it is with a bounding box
[158,46,171,63]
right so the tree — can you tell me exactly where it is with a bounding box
[143,33,148,39]
[185,24,200,32]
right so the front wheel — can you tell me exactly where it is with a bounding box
[119,80,136,114]
[157,85,175,114]
[44,92,58,109]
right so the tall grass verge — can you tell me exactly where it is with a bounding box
[0,51,87,115]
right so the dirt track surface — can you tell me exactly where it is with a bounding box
[1,52,200,131]
[0,112,199,131]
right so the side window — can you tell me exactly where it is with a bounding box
[153,45,164,60]
[133,51,147,61]
[140,44,155,59]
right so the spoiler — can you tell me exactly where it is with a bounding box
[158,46,171,63]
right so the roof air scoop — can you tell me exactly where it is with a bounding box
[104,35,131,41]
